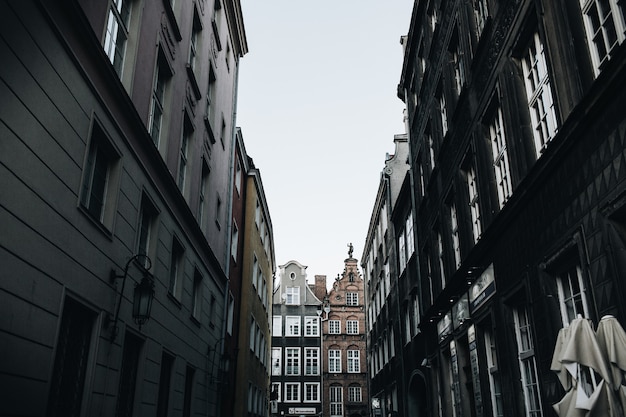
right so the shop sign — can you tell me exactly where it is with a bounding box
[468,325,484,417]
[469,264,496,312]
[452,294,469,329]
[288,407,316,415]
[437,312,453,341]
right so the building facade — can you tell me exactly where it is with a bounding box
[361,133,418,417]
[271,261,323,417]
[0,0,248,415]
[232,128,275,417]
[320,251,369,417]
[395,0,626,416]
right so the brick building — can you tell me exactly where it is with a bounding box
[317,249,369,417]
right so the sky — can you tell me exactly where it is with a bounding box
[237,1,414,282]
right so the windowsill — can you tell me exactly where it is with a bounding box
[162,0,182,41]
[167,292,182,308]
[186,65,202,100]
[78,205,114,239]
[189,315,201,327]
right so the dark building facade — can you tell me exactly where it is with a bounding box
[391,0,626,416]
[0,0,249,416]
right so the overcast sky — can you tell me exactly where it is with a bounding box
[237,1,414,283]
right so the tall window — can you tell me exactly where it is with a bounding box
[272,316,282,336]
[347,350,360,373]
[304,383,320,403]
[580,0,626,76]
[406,212,415,259]
[466,162,482,243]
[104,0,132,77]
[285,348,301,376]
[437,231,446,288]
[330,385,343,417]
[348,385,362,403]
[80,123,120,226]
[484,328,504,417]
[450,202,461,268]
[489,106,513,207]
[304,348,319,376]
[230,221,238,261]
[157,352,174,417]
[285,316,300,337]
[521,33,558,156]
[473,0,489,37]
[449,29,465,96]
[329,320,341,334]
[285,383,300,402]
[329,349,341,373]
[137,195,158,269]
[286,287,300,305]
[182,366,194,417]
[346,292,359,306]
[514,307,544,417]
[168,237,184,300]
[149,54,170,147]
[556,263,590,326]
[116,332,142,417]
[189,11,201,74]
[346,320,359,335]
[304,316,319,337]
[271,348,281,376]
[46,299,95,417]
[204,66,216,128]
[178,120,193,194]
[438,84,448,136]
[191,269,202,319]
[398,231,407,272]
[198,161,209,229]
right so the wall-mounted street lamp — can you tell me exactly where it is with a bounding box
[109,254,155,340]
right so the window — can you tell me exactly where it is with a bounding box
[304,348,320,376]
[473,0,490,38]
[285,316,300,337]
[521,33,558,156]
[580,0,626,75]
[556,263,590,326]
[46,298,95,416]
[513,307,544,417]
[488,106,513,207]
[406,212,415,259]
[346,292,359,306]
[182,365,195,417]
[116,332,142,417]
[198,160,209,229]
[437,83,448,136]
[149,53,171,147]
[465,161,482,242]
[347,350,360,373]
[177,119,193,193]
[208,293,216,327]
[329,349,341,373]
[226,293,234,335]
[189,10,201,74]
[230,221,238,261]
[285,348,300,376]
[168,237,184,300]
[80,123,121,227]
[348,385,362,403]
[437,230,446,288]
[484,328,504,417]
[204,66,216,130]
[329,320,341,334]
[449,201,461,268]
[398,230,407,273]
[304,383,320,402]
[104,0,132,77]
[157,352,174,417]
[346,320,359,335]
[449,27,465,96]
[330,385,343,417]
[272,315,282,336]
[271,382,281,403]
[137,195,158,269]
[191,269,202,319]
[304,316,319,337]
[215,196,222,229]
[286,287,300,305]
[285,383,300,402]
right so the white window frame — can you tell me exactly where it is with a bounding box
[329,349,341,373]
[304,382,320,403]
[348,386,362,403]
[580,0,626,76]
[284,382,300,403]
[513,307,544,417]
[272,315,282,337]
[467,163,482,242]
[304,347,320,376]
[556,264,591,327]
[104,0,132,77]
[285,316,301,337]
[484,328,504,417]
[521,32,558,157]
[305,316,320,337]
[346,292,359,306]
[285,287,300,305]
[347,350,360,373]
[285,347,301,376]
[346,320,359,335]
[329,320,341,334]
[271,347,281,376]
[450,203,461,268]
[330,385,343,417]
[489,107,513,207]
